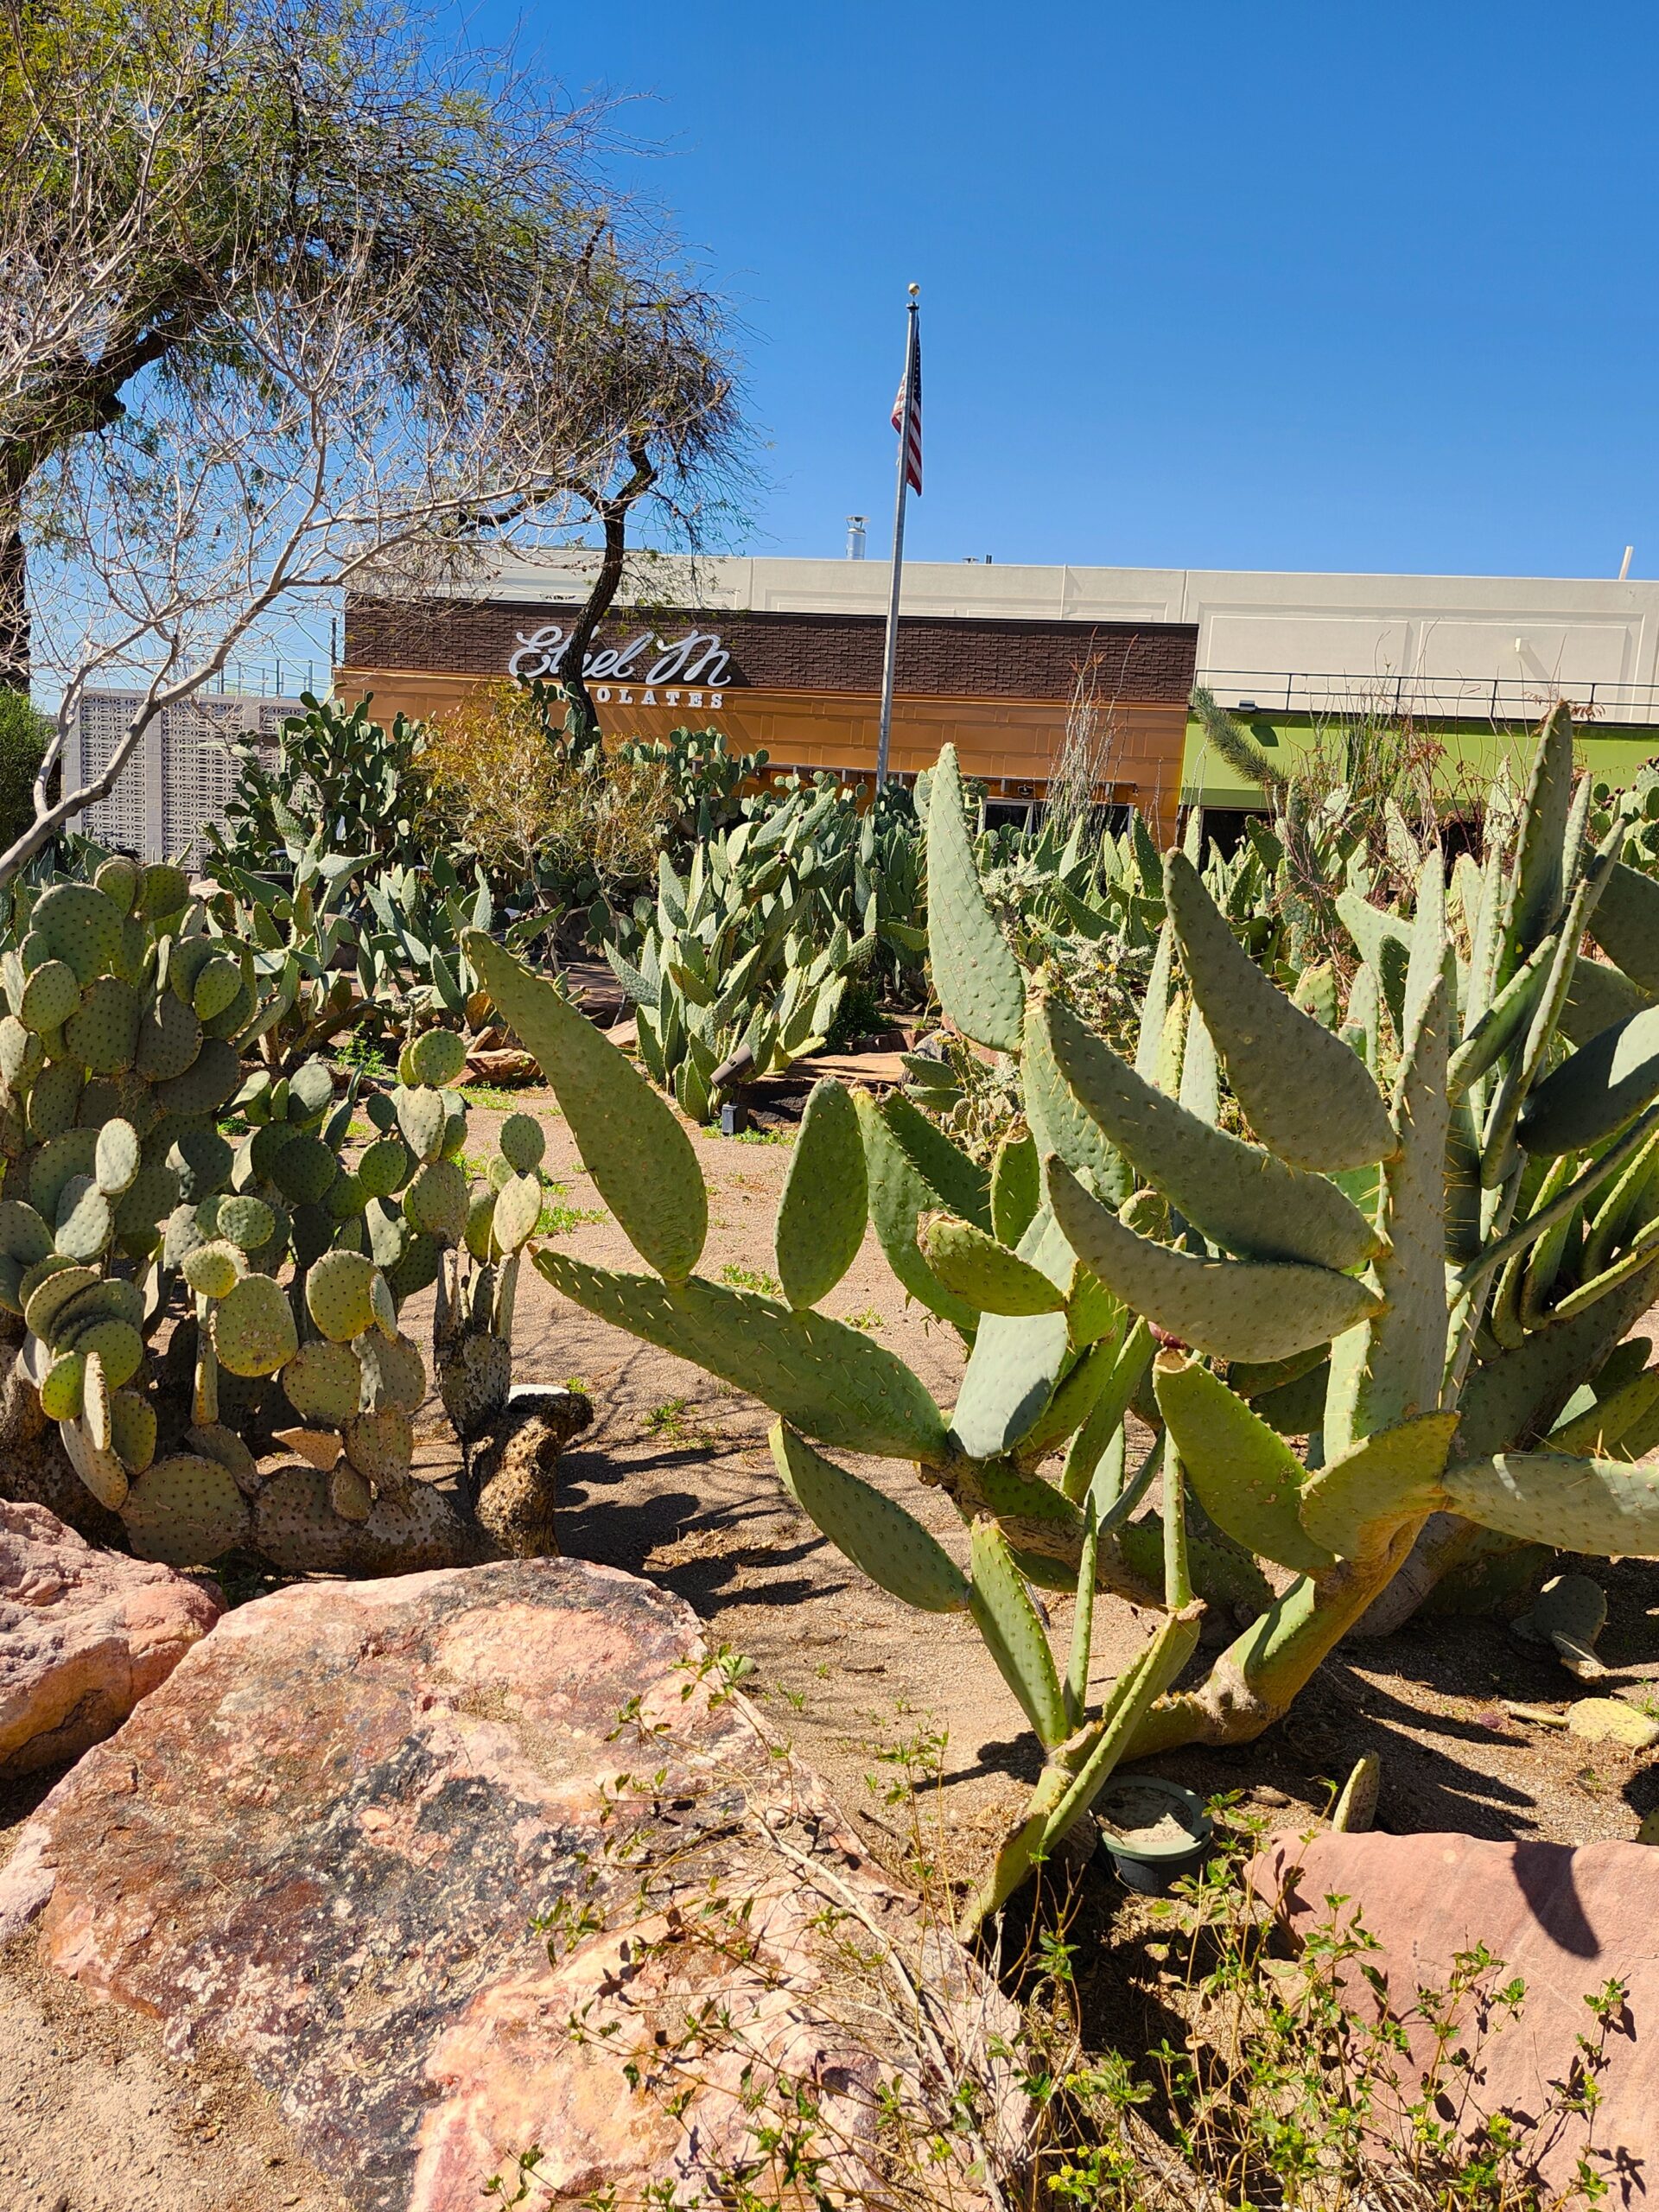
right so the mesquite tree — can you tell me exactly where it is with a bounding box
[0,0,741,859]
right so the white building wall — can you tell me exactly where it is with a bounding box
[66,692,301,865]
[455,553,1659,723]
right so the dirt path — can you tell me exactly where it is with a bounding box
[4,1079,1659,2202]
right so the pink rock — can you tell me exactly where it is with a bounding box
[0,1498,223,1776]
[1252,1828,1659,2203]
[0,1557,1026,2211]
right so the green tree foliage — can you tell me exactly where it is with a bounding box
[0,690,47,851]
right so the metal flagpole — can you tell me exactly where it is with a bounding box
[875,285,919,793]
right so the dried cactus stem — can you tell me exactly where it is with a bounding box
[472,1389,594,1557]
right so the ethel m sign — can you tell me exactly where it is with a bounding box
[507,621,729,709]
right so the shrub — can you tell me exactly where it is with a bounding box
[421,680,672,918]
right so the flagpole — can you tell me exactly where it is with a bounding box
[875,284,919,794]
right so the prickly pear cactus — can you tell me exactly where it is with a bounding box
[463,923,1204,1933]
[937,713,1659,1760]
[464,713,1659,1922]
[0,864,583,1571]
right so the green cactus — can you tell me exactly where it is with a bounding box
[919,1211,1068,1315]
[306,1249,380,1341]
[467,711,1659,1919]
[394,1084,448,1163]
[121,1452,251,1567]
[0,868,563,1571]
[774,1079,868,1310]
[358,1135,410,1197]
[499,1112,544,1173]
[1047,1157,1384,1362]
[770,1421,966,1611]
[283,1338,361,1425]
[468,933,1212,1929]
[1166,847,1395,1171]
[407,1027,467,1087]
[20,960,80,1034]
[925,744,1026,1052]
[63,976,140,1073]
[211,1274,298,1376]
[591,774,892,1121]
[466,929,706,1281]
[344,1406,415,1485]
[404,1158,468,1243]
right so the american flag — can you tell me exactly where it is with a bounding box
[892,325,922,495]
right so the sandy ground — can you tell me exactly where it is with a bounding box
[3,1077,1659,2204]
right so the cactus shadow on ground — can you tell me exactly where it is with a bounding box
[469,1087,1659,1867]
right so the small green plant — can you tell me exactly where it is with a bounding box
[1018,1823,1624,2210]
[643,1397,693,1440]
[461,1082,530,1110]
[334,1033,393,1083]
[720,1260,779,1296]
[539,1198,606,1236]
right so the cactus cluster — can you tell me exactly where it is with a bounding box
[0,863,577,1570]
[467,709,1659,1928]
[903,765,1319,1141]
[602,777,923,1121]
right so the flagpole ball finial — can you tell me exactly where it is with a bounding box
[907,282,919,296]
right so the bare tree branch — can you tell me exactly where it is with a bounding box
[0,0,748,880]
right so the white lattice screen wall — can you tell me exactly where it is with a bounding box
[67,692,298,865]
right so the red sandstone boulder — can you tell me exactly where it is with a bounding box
[0,1499,222,1776]
[0,1557,1027,2212]
[1252,1828,1659,2203]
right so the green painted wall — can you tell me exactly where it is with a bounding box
[1181,709,1659,811]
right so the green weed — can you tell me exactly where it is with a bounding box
[482,1688,1624,2212]
[643,1397,694,1440]
[335,1034,393,1083]
[540,1200,606,1236]
[461,1081,536,1111]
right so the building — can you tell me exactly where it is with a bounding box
[341,556,1659,839]
[66,690,302,865]
[343,558,1196,839]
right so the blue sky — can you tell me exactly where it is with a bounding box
[454,0,1659,582]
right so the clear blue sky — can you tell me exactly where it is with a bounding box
[459,1,1654,582]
